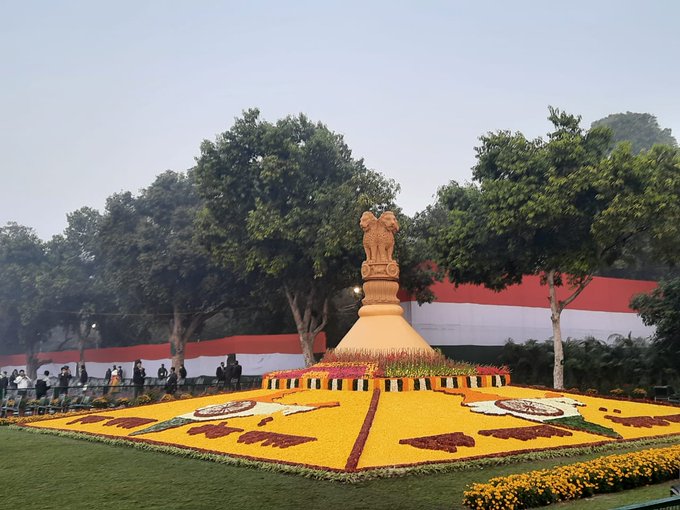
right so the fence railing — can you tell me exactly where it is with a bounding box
[615,495,680,509]
[0,375,263,402]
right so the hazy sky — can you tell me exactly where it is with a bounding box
[2,1,679,240]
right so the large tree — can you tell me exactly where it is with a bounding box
[431,108,680,389]
[0,223,53,377]
[98,170,247,369]
[591,112,677,153]
[44,207,109,370]
[631,278,680,367]
[195,110,398,366]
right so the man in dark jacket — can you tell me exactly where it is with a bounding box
[35,370,51,399]
[0,371,8,399]
[79,365,88,385]
[103,367,112,395]
[133,360,146,398]
[164,367,178,395]
[58,366,72,396]
[157,363,168,379]
[231,361,242,391]
[216,362,225,387]
[224,363,234,390]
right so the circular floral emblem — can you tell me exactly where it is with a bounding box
[193,400,257,418]
[494,399,564,417]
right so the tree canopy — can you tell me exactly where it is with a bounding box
[195,109,399,365]
[631,278,680,366]
[97,170,248,368]
[430,107,680,388]
[591,112,677,154]
[0,223,52,376]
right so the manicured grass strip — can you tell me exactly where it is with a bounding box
[1,428,677,510]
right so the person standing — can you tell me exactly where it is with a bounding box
[0,371,8,399]
[14,369,31,398]
[103,366,112,395]
[117,365,124,383]
[231,360,242,391]
[224,362,234,391]
[79,365,88,386]
[58,366,72,396]
[9,369,18,389]
[164,367,178,395]
[216,362,225,387]
[132,360,146,398]
[109,367,121,394]
[35,370,51,399]
[179,365,187,384]
[157,363,168,379]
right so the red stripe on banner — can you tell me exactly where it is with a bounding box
[0,333,326,368]
[399,275,656,313]
[184,334,326,357]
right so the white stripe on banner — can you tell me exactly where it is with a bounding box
[402,302,654,346]
[1,353,307,379]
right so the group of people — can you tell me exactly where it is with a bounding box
[216,360,242,390]
[103,364,126,394]
[1,358,244,399]
[0,365,88,399]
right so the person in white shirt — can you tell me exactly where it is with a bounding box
[14,369,31,398]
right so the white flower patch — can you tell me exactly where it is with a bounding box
[465,397,585,423]
[182,400,318,422]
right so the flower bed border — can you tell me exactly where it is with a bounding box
[262,374,510,392]
[463,443,680,509]
[13,421,680,483]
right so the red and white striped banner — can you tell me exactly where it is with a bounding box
[400,275,656,347]
[0,333,326,378]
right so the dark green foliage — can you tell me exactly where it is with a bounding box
[632,278,680,367]
[500,336,680,392]
[549,416,620,439]
[194,110,405,363]
[0,223,52,368]
[97,171,251,362]
[592,112,677,154]
[430,108,680,389]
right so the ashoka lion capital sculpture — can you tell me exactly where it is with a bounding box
[333,210,433,353]
[359,211,401,305]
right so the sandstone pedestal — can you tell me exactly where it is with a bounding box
[334,212,434,354]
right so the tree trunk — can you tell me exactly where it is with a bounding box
[546,271,594,390]
[300,332,316,368]
[25,346,50,380]
[169,306,205,371]
[547,270,564,390]
[170,306,186,371]
[76,322,91,376]
[284,285,328,368]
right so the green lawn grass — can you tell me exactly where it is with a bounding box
[0,428,676,510]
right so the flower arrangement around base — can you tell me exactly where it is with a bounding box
[17,384,680,477]
[463,444,680,509]
[321,348,509,378]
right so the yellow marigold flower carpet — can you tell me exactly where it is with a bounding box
[24,386,680,473]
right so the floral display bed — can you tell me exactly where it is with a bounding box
[21,384,680,477]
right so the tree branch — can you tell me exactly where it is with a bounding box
[560,274,594,311]
[284,285,305,335]
[311,297,329,336]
